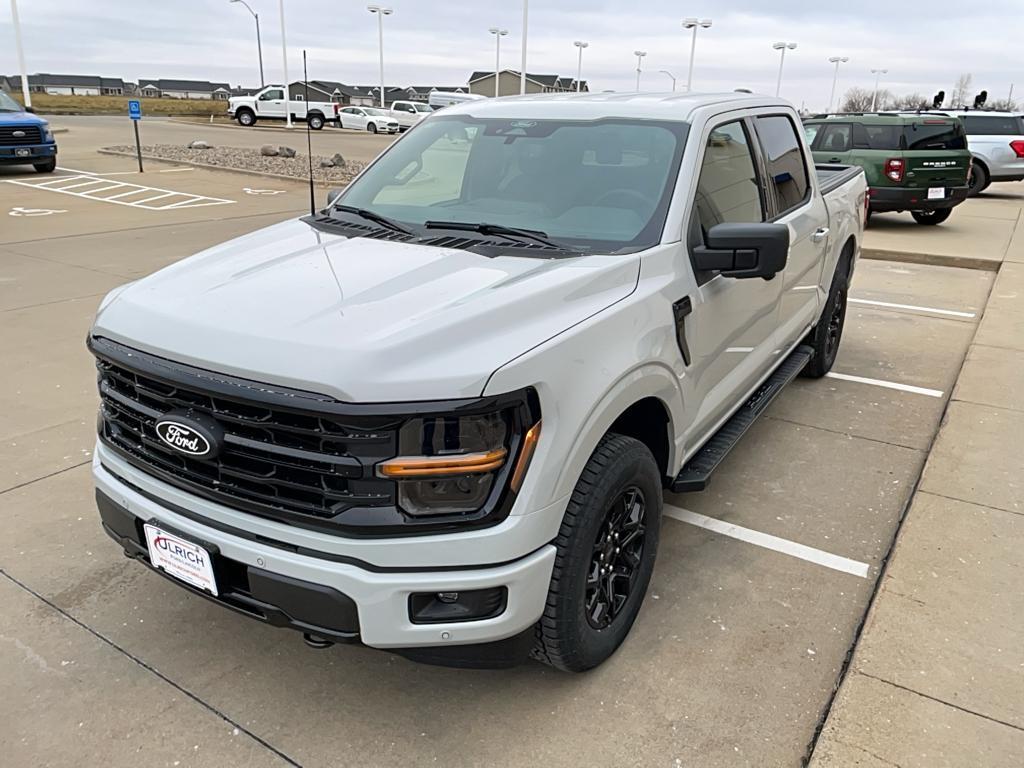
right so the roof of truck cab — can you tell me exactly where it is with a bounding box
[445,91,790,122]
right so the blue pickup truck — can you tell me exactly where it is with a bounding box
[0,91,57,173]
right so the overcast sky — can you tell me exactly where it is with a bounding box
[4,0,1021,109]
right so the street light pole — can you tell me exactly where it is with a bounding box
[659,70,677,91]
[827,56,848,112]
[230,0,265,87]
[520,0,528,94]
[278,0,290,126]
[634,50,647,92]
[10,0,32,109]
[772,41,797,97]
[574,40,589,92]
[368,5,393,108]
[683,18,712,92]
[489,28,508,98]
[870,68,888,111]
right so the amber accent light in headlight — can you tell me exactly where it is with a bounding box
[378,448,508,478]
[510,420,541,492]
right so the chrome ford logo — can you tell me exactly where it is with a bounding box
[155,412,223,458]
[12,130,26,138]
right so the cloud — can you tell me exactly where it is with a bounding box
[3,0,1020,110]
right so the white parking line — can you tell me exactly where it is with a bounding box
[825,371,943,398]
[4,173,234,211]
[849,297,977,319]
[663,504,871,578]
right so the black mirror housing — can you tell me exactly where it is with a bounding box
[24,105,35,114]
[325,189,343,207]
[693,222,789,280]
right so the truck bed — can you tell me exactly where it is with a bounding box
[816,164,864,195]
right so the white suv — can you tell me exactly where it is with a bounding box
[950,111,1024,195]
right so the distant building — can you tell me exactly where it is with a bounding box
[285,80,376,107]
[137,79,232,100]
[1,73,127,96]
[468,70,588,98]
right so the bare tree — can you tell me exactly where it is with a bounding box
[951,73,973,108]
[891,93,930,110]
[840,87,874,112]
[988,98,1017,111]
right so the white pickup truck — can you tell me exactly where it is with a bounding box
[88,93,866,672]
[228,85,338,130]
[389,99,433,131]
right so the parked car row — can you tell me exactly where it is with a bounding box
[802,108,1024,225]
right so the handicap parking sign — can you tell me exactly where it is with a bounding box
[128,100,142,120]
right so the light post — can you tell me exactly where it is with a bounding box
[230,0,265,87]
[574,40,588,92]
[634,50,647,92]
[870,68,888,111]
[10,0,32,109]
[520,0,529,95]
[683,17,712,92]
[367,5,393,108]
[772,41,797,97]
[827,56,848,112]
[659,70,677,91]
[278,0,290,126]
[489,27,508,97]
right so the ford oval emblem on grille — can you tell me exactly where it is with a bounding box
[12,130,26,138]
[155,412,224,458]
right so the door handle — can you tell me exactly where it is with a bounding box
[827,157,841,163]
[812,227,829,243]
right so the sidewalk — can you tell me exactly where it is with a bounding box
[811,188,1024,766]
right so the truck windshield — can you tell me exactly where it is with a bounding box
[336,115,687,253]
[0,92,24,112]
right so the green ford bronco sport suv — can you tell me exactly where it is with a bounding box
[803,113,971,225]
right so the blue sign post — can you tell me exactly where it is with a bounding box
[128,100,143,172]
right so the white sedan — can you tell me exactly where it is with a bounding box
[337,107,400,135]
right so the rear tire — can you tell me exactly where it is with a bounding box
[911,208,952,225]
[308,113,324,130]
[801,257,849,379]
[236,109,256,127]
[367,123,378,134]
[33,157,57,173]
[532,434,662,673]
[967,163,989,197]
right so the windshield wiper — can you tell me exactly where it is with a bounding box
[330,204,415,235]
[423,220,566,250]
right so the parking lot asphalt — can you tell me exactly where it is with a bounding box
[0,130,1016,767]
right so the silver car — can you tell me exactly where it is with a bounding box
[945,111,1024,195]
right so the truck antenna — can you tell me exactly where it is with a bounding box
[303,50,315,216]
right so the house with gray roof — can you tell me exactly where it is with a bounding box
[468,70,587,98]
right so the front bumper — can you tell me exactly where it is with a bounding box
[0,143,56,164]
[93,451,555,658]
[869,184,968,212]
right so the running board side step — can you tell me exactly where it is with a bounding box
[671,345,814,493]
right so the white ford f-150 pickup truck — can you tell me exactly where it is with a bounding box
[228,85,338,130]
[89,93,866,671]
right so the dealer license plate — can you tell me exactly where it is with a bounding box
[927,187,946,200]
[144,523,218,596]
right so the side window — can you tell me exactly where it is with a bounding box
[259,89,283,101]
[694,120,764,232]
[754,115,810,215]
[818,124,851,153]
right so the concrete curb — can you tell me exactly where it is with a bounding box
[96,148,348,188]
[860,247,1002,272]
[51,127,70,135]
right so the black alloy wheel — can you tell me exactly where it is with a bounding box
[586,486,647,630]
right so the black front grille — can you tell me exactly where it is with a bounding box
[93,339,401,531]
[0,125,43,145]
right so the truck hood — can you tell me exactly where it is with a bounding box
[0,110,46,126]
[94,218,639,402]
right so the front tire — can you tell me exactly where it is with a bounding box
[236,109,256,127]
[532,434,662,672]
[911,208,952,225]
[801,258,849,379]
[33,157,57,173]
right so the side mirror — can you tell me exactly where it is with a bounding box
[24,106,35,114]
[325,189,343,207]
[693,222,789,279]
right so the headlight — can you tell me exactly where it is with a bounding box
[377,394,541,517]
[41,122,53,142]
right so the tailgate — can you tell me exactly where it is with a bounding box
[902,119,970,187]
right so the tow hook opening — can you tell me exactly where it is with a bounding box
[302,633,334,650]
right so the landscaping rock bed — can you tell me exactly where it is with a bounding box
[102,144,365,184]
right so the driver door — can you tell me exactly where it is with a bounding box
[257,88,285,118]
